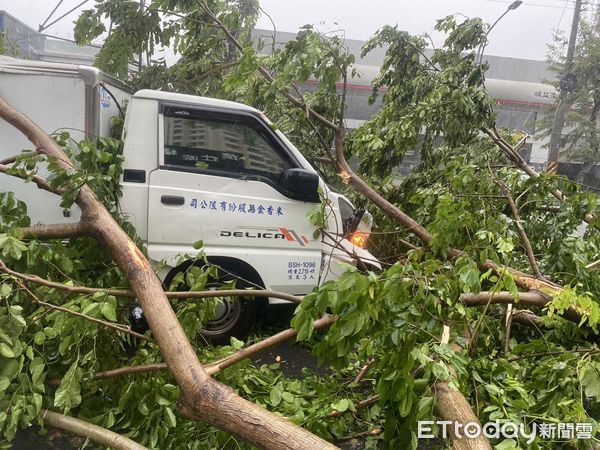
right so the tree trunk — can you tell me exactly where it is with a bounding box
[0,96,336,450]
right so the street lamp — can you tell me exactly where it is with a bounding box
[478,1,523,64]
[488,1,523,35]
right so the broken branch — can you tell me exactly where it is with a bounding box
[496,179,544,279]
[0,260,302,303]
[42,409,147,450]
[19,222,92,240]
[15,279,154,343]
[0,163,61,195]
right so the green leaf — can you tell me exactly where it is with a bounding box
[431,362,450,380]
[0,358,20,382]
[34,332,46,345]
[269,387,282,406]
[138,403,149,416]
[0,284,11,298]
[331,398,350,412]
[581,365,600,399]
[100,302,117,322]
[164,408,177,428]
[54,361,82,412]
[0,343,15,358]
[281,392,294,403]
[495,439,518,450]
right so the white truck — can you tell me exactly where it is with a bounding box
[0,56,378,342]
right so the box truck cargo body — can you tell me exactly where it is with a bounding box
[0,56,129,224]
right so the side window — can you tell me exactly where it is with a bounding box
[163,109,295,184]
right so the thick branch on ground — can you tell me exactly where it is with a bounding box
[496,180,544,279]
[0,96,336,449]
[19,222,92,240]
[435,326,492,449]
[433,326,492,449]
[461,291,582,324]
[42,409,147,450]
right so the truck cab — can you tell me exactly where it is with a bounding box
[119,90,379,342]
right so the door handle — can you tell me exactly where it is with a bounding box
[160,195,185,206]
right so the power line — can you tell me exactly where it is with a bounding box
[482,0,579,9]
[556,0,571,32]
[38,0,90,33]
[39,0,64,31]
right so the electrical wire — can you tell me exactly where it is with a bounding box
[39,0,64,31]
[556,0,571,32]
[38,0,90,32]
[482,0,578,9]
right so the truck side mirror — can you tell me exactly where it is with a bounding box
[281,168,320,202]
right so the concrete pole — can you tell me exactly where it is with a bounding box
[547,0,582,173]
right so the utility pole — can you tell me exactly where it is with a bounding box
[547,0,583,173]
[138,0,145,72]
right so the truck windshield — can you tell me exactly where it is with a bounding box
[163,110,294,184]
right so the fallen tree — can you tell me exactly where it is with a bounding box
[0,96,336,449]
[0,3,599,449]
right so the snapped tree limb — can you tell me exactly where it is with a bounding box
[461,291,582,324]
[47,313,336,387]
[14,278,154,343]
[42,409,147,450]
[19,222,92,240]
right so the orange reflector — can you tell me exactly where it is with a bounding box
[350,231,368,248]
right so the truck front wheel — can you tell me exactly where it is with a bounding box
[199,275,257,345]
[164,263,260,346]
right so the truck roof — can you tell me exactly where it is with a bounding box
[0,55,131,92]
[134,89,261,114]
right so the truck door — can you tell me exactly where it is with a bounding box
[147,105,322,295]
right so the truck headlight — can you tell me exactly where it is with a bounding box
[349,230,369,248]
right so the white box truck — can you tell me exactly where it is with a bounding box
[0,56,379,342]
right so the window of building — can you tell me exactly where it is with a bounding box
[494,107,538,135]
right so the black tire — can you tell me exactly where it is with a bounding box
[166,263,258,346]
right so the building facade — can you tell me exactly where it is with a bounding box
[0,10,99,65]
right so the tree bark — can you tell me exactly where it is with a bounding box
[20,222,91,239]
[42,410,147,450]
[434,378,492,450]
[461,291,582,324]
[0,96,337,449]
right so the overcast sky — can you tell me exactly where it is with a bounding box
[0,0,591,61]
